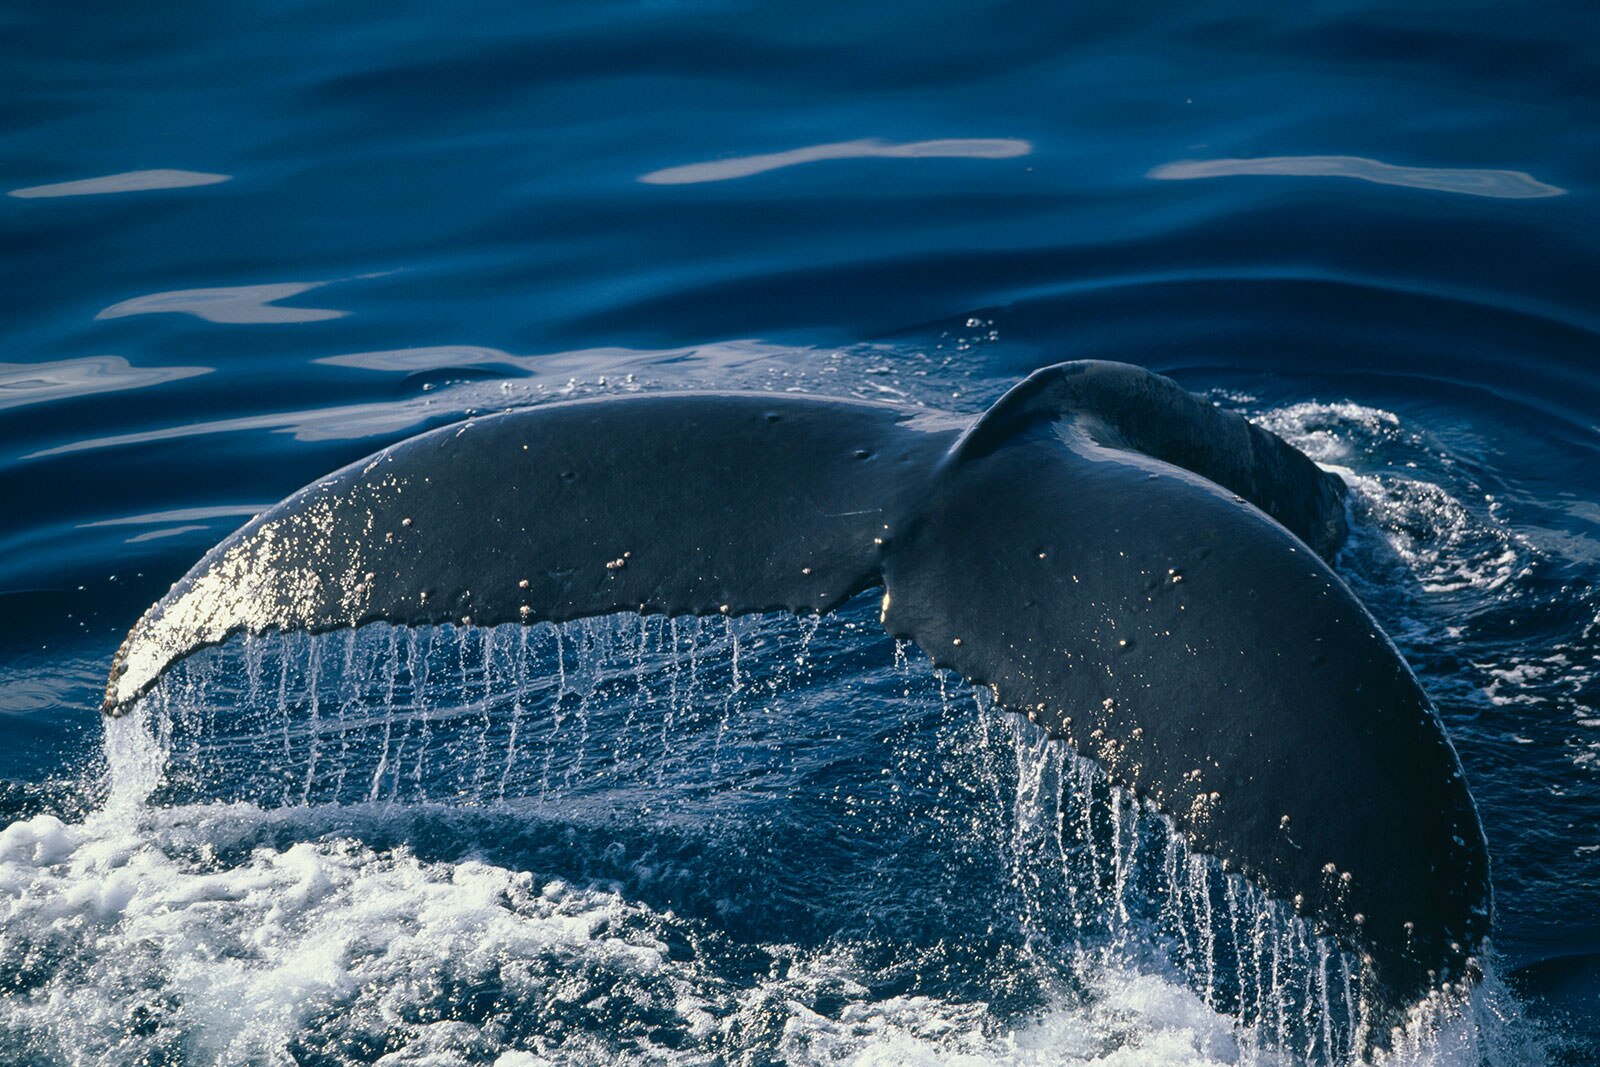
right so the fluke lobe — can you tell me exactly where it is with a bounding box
[102,360,1489,1014]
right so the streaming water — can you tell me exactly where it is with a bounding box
[6,594,1520,1064]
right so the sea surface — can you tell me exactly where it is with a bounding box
[2,2,1597,1064]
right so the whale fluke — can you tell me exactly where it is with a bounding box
[949,361,1348,559]
[102,361,1487,1015]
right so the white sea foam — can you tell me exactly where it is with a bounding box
[2,578,1543,1064]
[0,796,1533,1065]
[1255,389,1600,790]
[0,806,676,1064]
[1255,400,1530,596]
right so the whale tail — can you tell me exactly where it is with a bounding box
[102,361,1486,1018]
[947,361,1349,560]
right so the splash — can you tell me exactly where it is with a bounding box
[1252,399,1531,598]
[38,601,1535,1063]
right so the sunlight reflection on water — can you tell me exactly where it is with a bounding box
[0,356,211,411]
[1148,155,1564,199]
[96,281,346,324]
[7,169,231,199]
[640,137,1032,184]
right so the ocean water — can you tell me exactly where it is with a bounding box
[2,2,1597,1064]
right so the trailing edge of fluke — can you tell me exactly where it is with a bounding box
[102,360,1489,1015]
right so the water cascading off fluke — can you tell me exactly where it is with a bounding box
[98,361,1491,1038]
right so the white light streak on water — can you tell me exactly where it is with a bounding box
[7,169,231,198]
[1148,156,1563,199]
[639,138,1032,185]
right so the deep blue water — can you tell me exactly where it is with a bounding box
[2,2,1597,1063]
